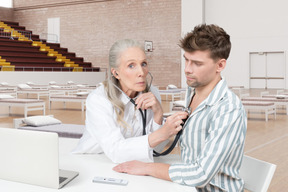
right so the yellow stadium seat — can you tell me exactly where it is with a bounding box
[1,65,15,71]
[73,67,83,72]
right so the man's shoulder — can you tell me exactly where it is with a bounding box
[222,89,244,110]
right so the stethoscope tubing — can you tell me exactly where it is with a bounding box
[111,72,189,157]
[130,98,147,135]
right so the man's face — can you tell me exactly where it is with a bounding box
[184,50,220,88]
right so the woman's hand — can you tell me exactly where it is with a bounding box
[148,111,189,148]
[162,111,189,137]
[135,92,163,124]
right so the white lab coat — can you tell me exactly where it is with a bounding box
[72,83,165,163]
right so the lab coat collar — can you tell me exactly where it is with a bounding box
[119,90,142,105]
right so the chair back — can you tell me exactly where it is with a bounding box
[239,155,276,192]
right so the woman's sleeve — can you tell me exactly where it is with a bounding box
[86,93,153,163]
[146,85,164,133]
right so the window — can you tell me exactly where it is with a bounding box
[0,0,12,8]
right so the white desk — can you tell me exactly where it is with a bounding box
[242,96,288,115]
[49,95,87,111]
[17,89,50,100]
[0,138,196,192]
[0,98,45,118]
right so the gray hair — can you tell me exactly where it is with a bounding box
[109,39,144,70]
[103,39,146,129]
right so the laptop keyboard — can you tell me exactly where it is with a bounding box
[59,176,68,184]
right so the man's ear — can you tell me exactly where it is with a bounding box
[216,59,226,73]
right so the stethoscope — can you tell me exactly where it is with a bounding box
[129,98,147,135]
[153,107,191,157]
[112,72,152,136]
[112,72,190,157]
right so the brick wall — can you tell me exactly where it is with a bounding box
[0,7,14,21]
[11,0,181,87]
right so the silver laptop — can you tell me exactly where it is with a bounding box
[0,128,79,189]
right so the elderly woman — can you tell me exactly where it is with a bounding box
[73,39,187,163]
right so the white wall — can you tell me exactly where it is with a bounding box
[204,0,288,88]
[181,0,204,88]
[0,72,106,86]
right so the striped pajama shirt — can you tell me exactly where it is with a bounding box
[169,78,247,192]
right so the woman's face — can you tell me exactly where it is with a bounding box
[113,47,148,98]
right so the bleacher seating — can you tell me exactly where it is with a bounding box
[0,20,99,72]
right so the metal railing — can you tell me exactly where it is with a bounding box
[0,29,12,39]
[0,66,102,72]
[0,28,32,40]
[17,29,32,40]
[40,33,59,43]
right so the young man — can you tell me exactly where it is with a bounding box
[113,24,247,191]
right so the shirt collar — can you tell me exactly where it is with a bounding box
[204,77,228,106]
[187,77,228,108]
[120,92,131,105]
[120,90,142,105]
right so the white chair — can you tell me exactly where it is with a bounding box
[239,155,276,192]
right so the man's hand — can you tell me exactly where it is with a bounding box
[113,160,171,181]
[113,160,149,176]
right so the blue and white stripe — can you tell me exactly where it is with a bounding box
[169,78,247,192]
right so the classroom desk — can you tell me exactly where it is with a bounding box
[242,96,288,115]
[0,98,45,118]
[49,95,87,111]
[0,138,196,192]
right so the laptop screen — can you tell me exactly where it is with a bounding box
[0,128,60,188]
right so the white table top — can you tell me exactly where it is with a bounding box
[1,137,196,192]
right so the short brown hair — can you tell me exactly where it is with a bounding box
[180,24,231,61]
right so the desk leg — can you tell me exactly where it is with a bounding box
[265,109,268,122]
[24,106,27,118]
[169,102,173,112]
[43,103,46,115]
[8,106,11,116]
